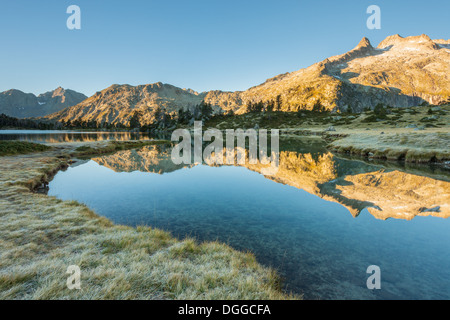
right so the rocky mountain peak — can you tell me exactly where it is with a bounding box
[0,87,87,118]
[4,89,29,97]
[354,37,373,50]
[377,33,438,50]
[377,34,403,49]
[51,86,65,96]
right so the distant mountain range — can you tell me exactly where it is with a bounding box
[0,87,87,118]
[46,82,207,126]
[4,34,450,126]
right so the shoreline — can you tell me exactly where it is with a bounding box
[0,141,296,300]
[202,104,450,166]
[1,126,449,299]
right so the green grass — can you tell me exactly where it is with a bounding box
[204,111,336,130]
[0,141,51,157]
[202,105,450,133]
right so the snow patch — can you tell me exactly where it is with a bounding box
[403,47,420,51]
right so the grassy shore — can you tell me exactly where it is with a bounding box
[0,141,51,157]
[204,104,450,164]
[1,104,448,299]
[325,130,450,163]
[0,141,295,299]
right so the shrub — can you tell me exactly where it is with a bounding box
[0,141,51,156]
[373,103,387,119]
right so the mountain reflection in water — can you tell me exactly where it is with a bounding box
[91,144,450,220]
[49,139,450,299]
[0,130,153,143]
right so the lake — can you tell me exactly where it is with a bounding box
[0,130,153,143]
[27,133,450,299]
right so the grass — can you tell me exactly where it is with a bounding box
[203,104,450,131]
[204,111,337,130]
[0,143,296,300]
[0,141,51,156]
[327,131,450,163]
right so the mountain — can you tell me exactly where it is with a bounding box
[46,83,206,126]
[46,34,450,126]
[0,87,87,118]
[204,34,450,113]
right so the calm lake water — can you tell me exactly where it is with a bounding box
[0,130,153,143]
[44,137,450,300]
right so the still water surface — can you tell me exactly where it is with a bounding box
[38,135,450,299]
[0,130,152,143]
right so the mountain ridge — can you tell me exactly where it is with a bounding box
[45,34,449,126]
[0,87,87,118]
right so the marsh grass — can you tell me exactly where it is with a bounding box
[0,141,51,156]
[0,144,296,300]
[328,131,450,163]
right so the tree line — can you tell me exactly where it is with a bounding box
[244,96,327,114]
[0,114,58,130]
[1,98,328,131]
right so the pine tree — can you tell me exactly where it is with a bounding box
[266,100,274,113]
[312,99,324,113]
[129,111,141,128]
[200,101,213,119]
[275,95,282,111]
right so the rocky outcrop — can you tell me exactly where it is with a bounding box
[0,87,87,118]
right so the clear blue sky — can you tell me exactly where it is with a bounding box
[0,0,448,96]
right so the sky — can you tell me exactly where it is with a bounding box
[0,0,448,97]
